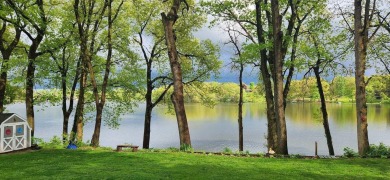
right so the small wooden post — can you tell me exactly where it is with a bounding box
[315,141,318,158]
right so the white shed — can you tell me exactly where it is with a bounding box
[0,113,32,153]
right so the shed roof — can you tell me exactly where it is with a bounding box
[0,113,16,124]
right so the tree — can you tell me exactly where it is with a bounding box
[270,0,289,155]
[1,0,51,137]
[161,0,191,149]
[0,20,21,113]
[298,1,355,155]
[353,0,377,155]
[36,1,81,142]
[129,0,220,149]
[203,0,317,154]
[301,31,335,156]
[128,0,169,149]
[226,27,246,152]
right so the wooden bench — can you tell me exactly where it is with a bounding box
[116,145,139,152]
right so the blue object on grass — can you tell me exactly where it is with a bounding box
[67,142,77,150]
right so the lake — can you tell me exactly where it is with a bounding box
[4,102,390,155]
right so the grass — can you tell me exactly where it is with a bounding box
[0,149,390,179]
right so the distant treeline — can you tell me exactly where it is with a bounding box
[7,75,390,105]
[152,75,390,104]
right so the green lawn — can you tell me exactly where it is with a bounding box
[0,149,389,179]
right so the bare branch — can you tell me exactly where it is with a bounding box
[337,4,354,33]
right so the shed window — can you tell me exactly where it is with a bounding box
[16,125,24,136]
[4,126,13,138]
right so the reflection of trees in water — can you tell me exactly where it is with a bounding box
[155,103,268,122]
[279,103,389,127]
[154,103,390,126]
[285,103,319,125]
[387,110,390,129]
[327,103,356,127]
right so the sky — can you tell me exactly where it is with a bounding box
[192,1,385,84]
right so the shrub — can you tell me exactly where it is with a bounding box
[38,136,65,149]
[343,147,358,158]
[343,144,390,158]
[366,143,390,158]
[222,147,232,154]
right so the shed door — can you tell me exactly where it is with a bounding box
[14,124,26,150]
[1,124,26,152]
[2,125,14,152]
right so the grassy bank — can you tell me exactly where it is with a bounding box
[1,149,389,179]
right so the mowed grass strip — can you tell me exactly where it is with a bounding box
[0,149,389,179]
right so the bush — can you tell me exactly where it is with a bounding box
[40,136,65,149]
[343,144,390,158]
[367,143,390,158]
[343,147,358,158]
[222,147,232,154]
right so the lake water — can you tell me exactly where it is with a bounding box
[4,102,390,155]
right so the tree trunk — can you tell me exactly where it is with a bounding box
[313,66,335,156]
[161,0,191,149]
[143,66,153,149]
[26,59,35,137]
[143,101,152,149]
[62,56,80,142]
[255,0,277,152]
[238,63,244,152]
[271,0,288,155]
[61,66,69,142]
[71,62,86,143]
[0,60,8,113]
[90,0,113,147]
[91,105,103,147]
[354,0,370,156]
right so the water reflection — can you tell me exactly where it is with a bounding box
[5,102,390,155]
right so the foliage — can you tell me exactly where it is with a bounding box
[343,147,359,158]
[37,136,65,149]
[153,82,266,105]
[366,143,390,158]
[344,143,390,158]
[222,147,233,154]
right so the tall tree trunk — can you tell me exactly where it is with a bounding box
[313,66,335,156]
[73,0,91,144]
[61,49,80,142]
[255,0,277,151]
[354,0,370,156]
[91,105,103,147]
[143,66,153,149]
[143,100,152,149]
[238,63,244,152]
[161,0,191,148]
[90,0,114,147]
[0,60,8,113]
[61,56,69,142]
[271,0,288,155]
[26,59,35,137]
[71,61,86,143]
